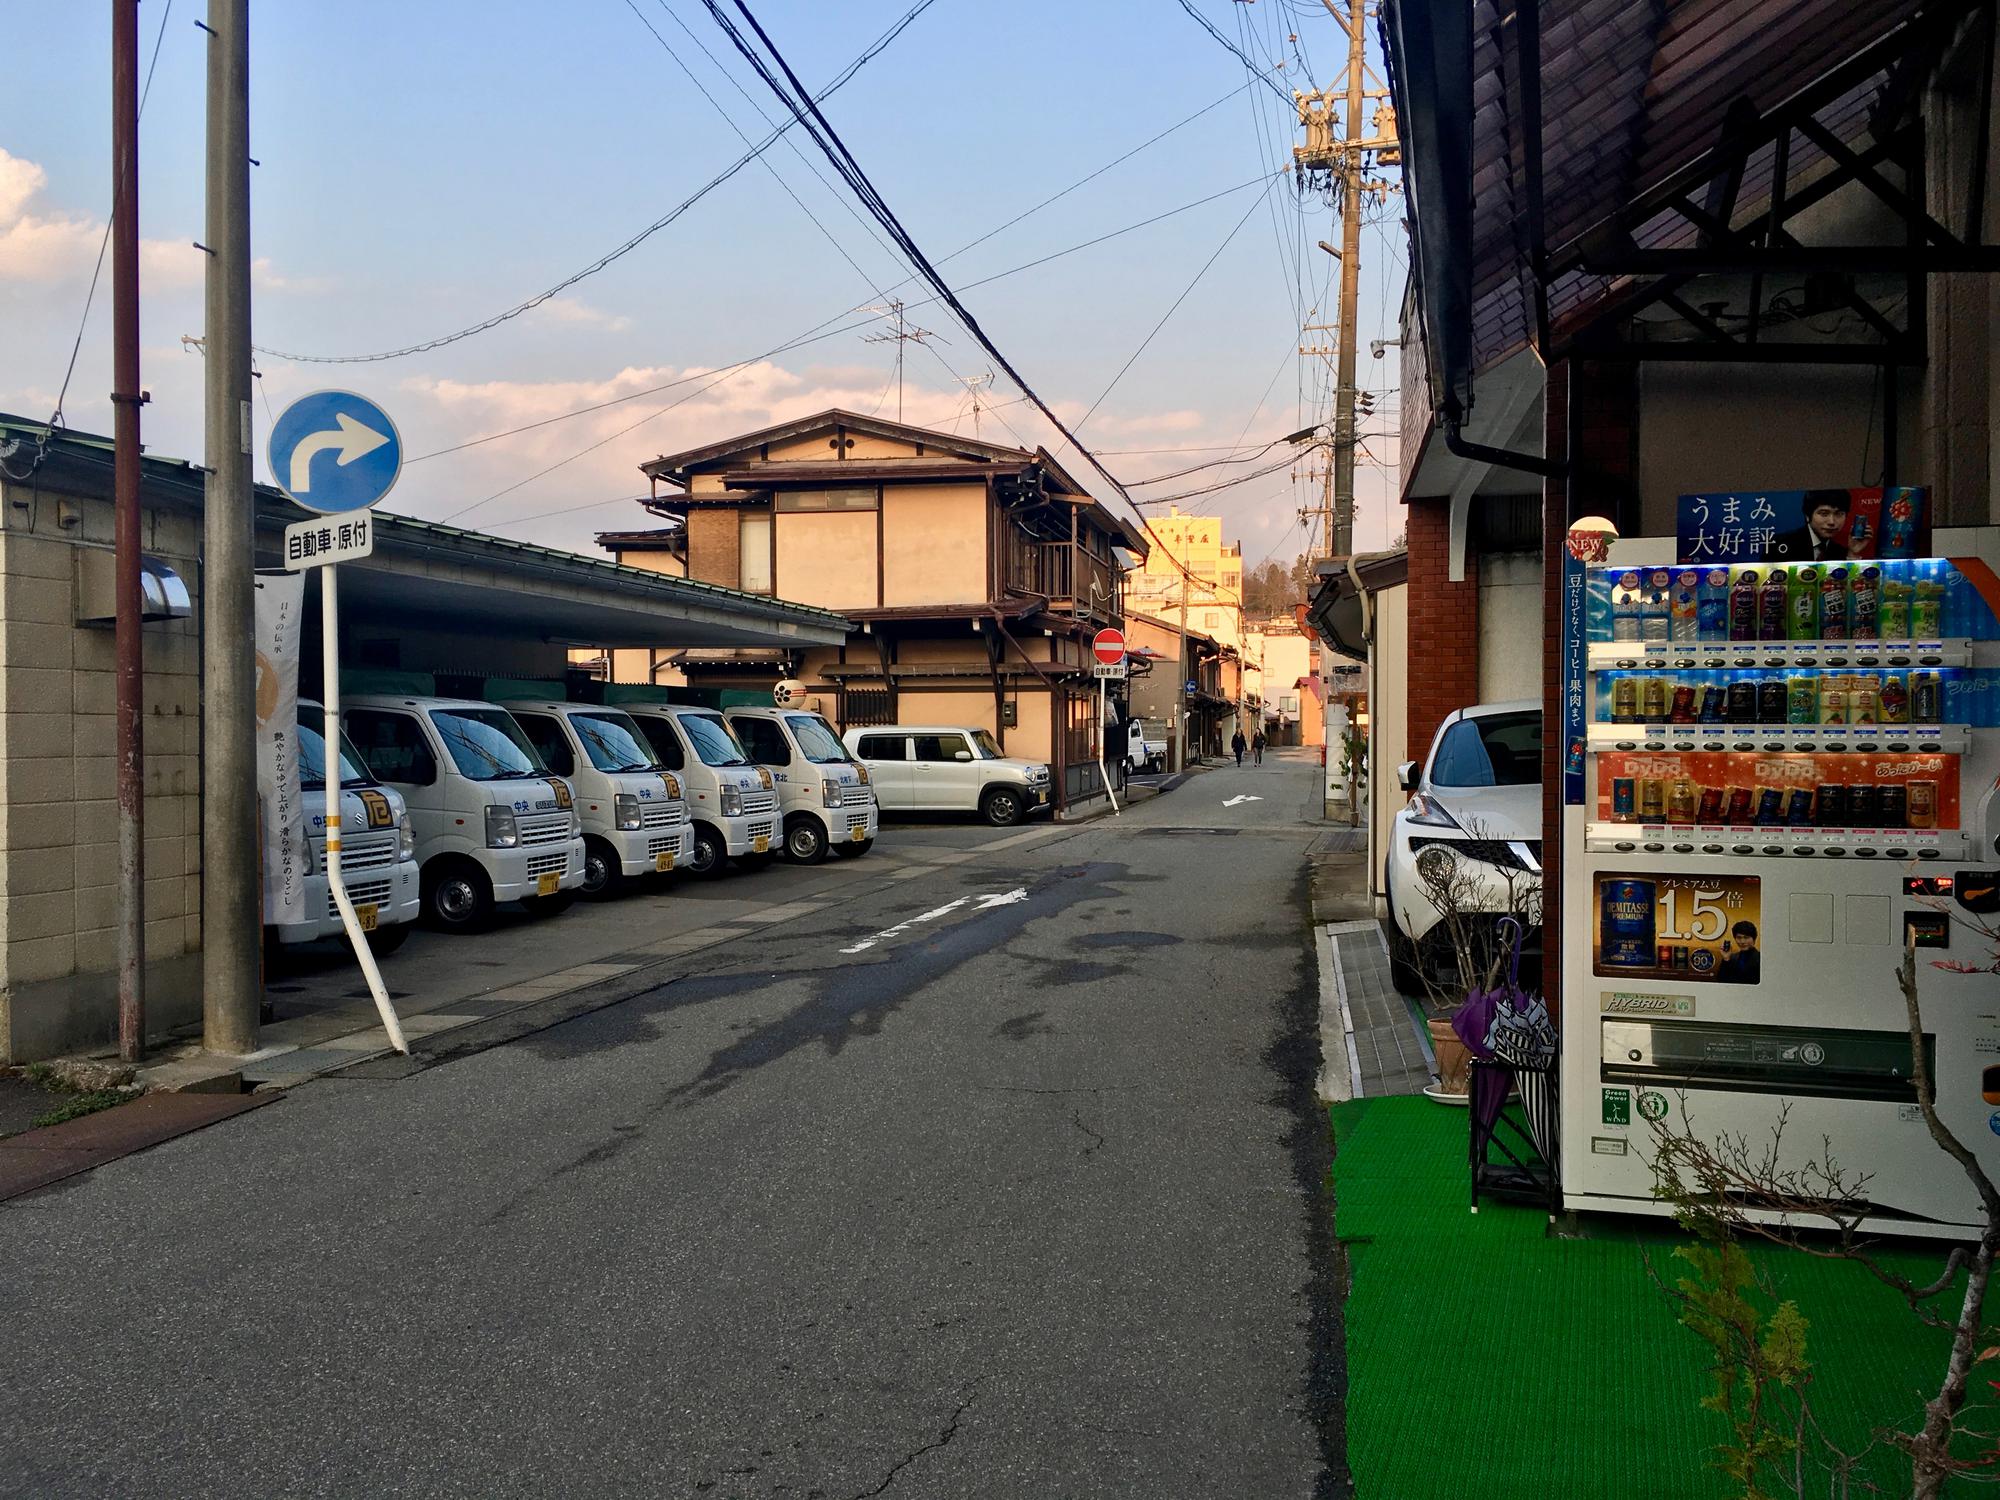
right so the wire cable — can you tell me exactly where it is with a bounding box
[1171,0,1293,102]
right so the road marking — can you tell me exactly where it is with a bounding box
[839,889,1028,954]
[1222,794,1263,808]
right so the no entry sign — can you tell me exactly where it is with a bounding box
[1092,627,1126,665]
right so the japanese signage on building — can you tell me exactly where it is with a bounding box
[1676,487,1931,565]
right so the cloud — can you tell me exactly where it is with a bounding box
[531,296,633,333]
[252,257,335,295]
[0,146,199,287]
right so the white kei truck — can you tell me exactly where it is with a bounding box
[496,696,693,898]
[265,700,421,955]
[721,704,878,864]
[602,691,782,877]
[342,693,585,932]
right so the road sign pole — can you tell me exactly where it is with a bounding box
[319,563,407,1054]
[1098,674,1120,817]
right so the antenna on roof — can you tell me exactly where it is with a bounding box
[861,299,944,423]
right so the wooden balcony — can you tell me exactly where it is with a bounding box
[1004,538,1119,624]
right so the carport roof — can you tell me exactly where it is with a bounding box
[0,417,849,650]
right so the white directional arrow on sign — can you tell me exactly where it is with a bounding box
[1222,794,1263,808]
[288,412,391,494]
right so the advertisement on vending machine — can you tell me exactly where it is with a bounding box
[1593,872,1762,984]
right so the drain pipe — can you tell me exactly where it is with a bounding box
[1441,414,1567,479]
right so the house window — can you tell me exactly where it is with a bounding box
[740,512,772,594]
[775,488,877,512]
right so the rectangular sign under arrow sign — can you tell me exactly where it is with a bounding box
[283,513,375,571]
[1091,661,1126,679]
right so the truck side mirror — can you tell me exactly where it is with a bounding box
[1396,759,1419,792]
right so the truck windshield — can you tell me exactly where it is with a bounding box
[784,714,849,764]
[969,729,1005,760]
[429,708,545,780]
[297,710,372,789]
[570,712,657,772]
[682,713,751,767]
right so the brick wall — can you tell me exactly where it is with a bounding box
[1404,495,1480,763]
[684,508,740,588]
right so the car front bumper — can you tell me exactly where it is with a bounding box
[491,838,585,902]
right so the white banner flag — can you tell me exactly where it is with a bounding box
[254,571,307,925]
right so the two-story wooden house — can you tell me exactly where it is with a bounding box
[593,409,1145,809]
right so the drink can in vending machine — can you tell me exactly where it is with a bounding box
[1612,777,1636,821]
[1820,566,1849,639]
[1611,676,1638,722]
[1757,678,1788,724]
[1639,778,1668,821]
[1642,569,1674,641]
[1699,683,1726,722]
[1726,786,1754,824]
[1600,879,1657,969]
[1668,780,1699,823]
[1878,784,1907,828]
[1848,676,1879,724]
[1785,787,1814,825]
[1913,562,1945,638]
[1788,565,1821,640]
[1907,780,1938,829]
[1819,683,1848,724]
[1850,565,1880,639]
[1847,783,1879,825]
[1727,679,1758,722]
[1759,570,1789,640]
[1816,783,1849,826]
[1697,786,1725,823]
[1670,683,1698,723]
[1880,671,1909,723]
[1730,570,1761,641]
[1879,561,1912,639]
[1698,568,1731,640]
[1756,787,1785,824]
[1787,676,1818,724]
[1671,570,1701,641]
[1613,571,1644,642]
[1640,676,1668,721]
[1911,670,1941,724]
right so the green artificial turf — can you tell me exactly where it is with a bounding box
[1330,1095,1987,1499]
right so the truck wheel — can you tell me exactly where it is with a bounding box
[982,786,1026,827]
[833,837,873,858]
[784,815,829,864]
[365,923,412,957]
[423,860,494,933]
[687,823,726,878]
[579,835,626,899]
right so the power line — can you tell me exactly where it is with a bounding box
[1171,0,1293,102]
[253,0,945,364]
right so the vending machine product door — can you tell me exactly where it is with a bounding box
[1560,518,2000,1239]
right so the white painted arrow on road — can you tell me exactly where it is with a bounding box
[288,412,391,493]
[839,889,1028,954]
[1223,794,1263,808]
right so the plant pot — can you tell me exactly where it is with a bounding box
[1427,1017,1472,1097]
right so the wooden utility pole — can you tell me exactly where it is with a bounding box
[1330,0,1366,560]
[111,0,146,1061]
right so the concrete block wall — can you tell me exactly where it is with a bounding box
[1404,495,1480,764]
[0,480,204,1061]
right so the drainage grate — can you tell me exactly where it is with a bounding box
[1138,827,1244,837]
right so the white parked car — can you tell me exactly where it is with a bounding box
[842,725,1053,826]
[1383,700,1543,995]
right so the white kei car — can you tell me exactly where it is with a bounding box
[1383,700,1543,995]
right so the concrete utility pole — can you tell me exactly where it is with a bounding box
[1330,0,1366,560]
[111,0,146,1062]
[201,0,261,1056]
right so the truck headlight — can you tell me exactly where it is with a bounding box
[398,820,416,862]
[615,793,642,831]
[720,786,743,817]
[823,779,843,808]
[485,805,520,849]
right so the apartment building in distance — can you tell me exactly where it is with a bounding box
[1120,506,1244,654]
[591,409,1145,810]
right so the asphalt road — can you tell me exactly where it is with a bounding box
[3,751,1341,1499]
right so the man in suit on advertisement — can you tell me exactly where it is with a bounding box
[1762,489,1858,561]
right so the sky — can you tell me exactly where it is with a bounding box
[1,0,1408,571]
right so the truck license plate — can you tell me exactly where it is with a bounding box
[355,904,378,932]
[536,872,560,896]
[753,835,770,854]
[849,826,866,841]
[655,851,675,872]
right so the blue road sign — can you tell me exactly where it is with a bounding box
[268,390,402,514]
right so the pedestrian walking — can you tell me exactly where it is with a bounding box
[1252,730,1266,766]
[1231,729,1247,767]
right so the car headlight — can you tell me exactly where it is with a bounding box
[823,779,843,808]
[720,786,743,817]
[853,763,870,786]
[1415,844,1456,881]
[662,772,682,800]
[485,805,520,849]
[757,766,774,790]
[615,792,642,831]
[397,820,415,862]
[1405,793,1461,829]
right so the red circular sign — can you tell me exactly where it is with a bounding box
[1091,628,1126,664]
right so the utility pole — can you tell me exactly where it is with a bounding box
[201,0,261,1056]
[111,0,146,1062]
[862,299,940,423]
[1330,0,1366,560]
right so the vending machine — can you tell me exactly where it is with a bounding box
[1559,494,2000,1238]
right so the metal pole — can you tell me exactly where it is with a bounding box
[111,0,147,1063]
[320,566,409,1054]
[1177,583,1190,771]
[1097,674,1120,816]
[1328,0,1367,558]
[201,0,261,1054]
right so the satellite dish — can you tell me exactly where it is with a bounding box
[773,678,809,707]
